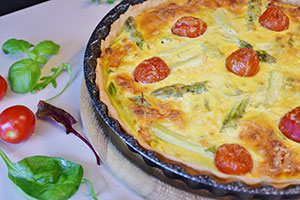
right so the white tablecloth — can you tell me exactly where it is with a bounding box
[0,1,142,199]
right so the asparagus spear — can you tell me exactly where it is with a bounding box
[239,40,276,63]
[107,81,117,96]
[124,17,144,50]
[220,98,248,131]
[150,122,214,157]
[128,94,151,107]
[256,50,276,63]
[151,81,208,98]
[201,42,223,57]
[213,9,238,36]
[239,40,253,49]
[247,0,263,30]
[265,70,283,106]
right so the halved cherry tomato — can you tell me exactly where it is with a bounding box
[215,143,253,175]
[259,7,289,32]
[171,16,207,38]
[279,106,300,143]
[0,75,7,101]
[134,57,170,84]
[0,105,36,144]
[226,48,259,77]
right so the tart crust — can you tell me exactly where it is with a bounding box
[95,0,300,188]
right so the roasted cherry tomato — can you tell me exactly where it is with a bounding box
[215,143,253,175]
[171,16,207,38]
[226,48,259,77]
[134,57,170,84]
[259,7,289,32]
[0,75,7,101]
[279,106,300,143]
[0,105,36,144]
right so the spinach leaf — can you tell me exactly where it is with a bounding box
[81,179,98,200]
[0,148,85,200]
[2,39,33,54]
[8,58,41,93]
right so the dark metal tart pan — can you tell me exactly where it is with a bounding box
[83,1,300,199]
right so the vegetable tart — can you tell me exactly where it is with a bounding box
[95,0,300,188]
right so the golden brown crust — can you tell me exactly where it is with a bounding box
[240,121,300,177]
[114,74,146,95]
[279,0,300,6]
[95,0,300,189]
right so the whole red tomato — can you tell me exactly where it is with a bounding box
[226,48,259,77]
[134,57,170,84]
[279,106,300,143]
[0,105,36,144]
[0,75,7,100]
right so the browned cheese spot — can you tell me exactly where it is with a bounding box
[239,121,300,177]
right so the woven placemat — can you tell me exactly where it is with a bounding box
[79,80,222,200]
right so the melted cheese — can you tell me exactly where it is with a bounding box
[98,0,300,182]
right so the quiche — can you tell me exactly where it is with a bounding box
[96,0,300,188]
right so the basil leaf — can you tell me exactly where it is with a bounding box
[0,149,84,200]
[2,39,33,54]
[8,59,41,93]
[26,50,48,64]
[33,40,60,56]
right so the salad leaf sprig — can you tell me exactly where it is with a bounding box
[35,63,73,101]
[2,39,72,98]
[36,100,101,165]
[0,148,98,200]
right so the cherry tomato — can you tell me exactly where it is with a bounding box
[0,105,36,144]
[259,7,289,32]
[226,48,259,77]
[279,106,300,143]
[134,57,170,84]
[215,143,253,175]
[0,75,7,101]
[171,16,207,38]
